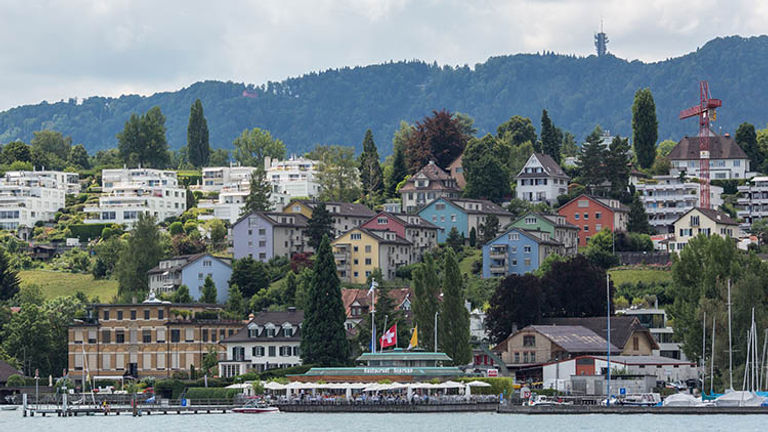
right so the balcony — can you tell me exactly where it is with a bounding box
[488,248,507,259]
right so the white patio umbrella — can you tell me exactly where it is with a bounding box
[466,380,492,387]
[263,381,287,391]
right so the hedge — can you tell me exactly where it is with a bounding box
[185,387,239,401]
[457,377,516,396]
[69,223,112,241]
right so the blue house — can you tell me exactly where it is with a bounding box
[481,228,565,278]
[148,253,233,304]
[418,197,513,243]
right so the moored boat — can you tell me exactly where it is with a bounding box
[232,399,279,414]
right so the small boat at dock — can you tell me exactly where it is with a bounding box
[232,399,279,414]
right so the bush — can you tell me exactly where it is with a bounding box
[69,223,112,241]
[259,364,313,380]
[185,387,240,401]
[457,377,515,396]
[5,374,25,387]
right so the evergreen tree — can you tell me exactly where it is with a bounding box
[67,144,90,169]
[358,129,384,198]
[117,106,170,168]
[0,248,20,301]
[411,254,440,351]
[735,122,761,170]
[187,99,210,168]
[632,88,658,169]
[116,213,163,300]
[387,145,408,197]
[627,195,654,234]
[480,215,500,244]
[240,167,272,215]
[201,276,217,303]
[186,186,196,209]
[227,284,245,317]
[282,271,298,306]
[469,227,477,248]
[540,109,561,163]
[446,227,464,251]
[229,257,270,299]
[577,126,607,189]
[438,248,471,365]
[604,136,631,199]
[561,132,578,159]
[172,285,193,303]
[306,202,334,249]
[463,134,511,203]
[300,235,350,366]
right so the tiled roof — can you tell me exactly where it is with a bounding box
[0,359,22,384]
[147,253,230,275]
[399,162,460,193]
[667,135,748,160]
[299,201,376,218]
[559,194,629,213]
[447,198,512,216]
[359,227,412,245]
[366,211,439,230]
[516,153,569,179]
[341,287,411,317]
[528,325,620,354]
[221,309,304,343]
[510,212,579,230]
[233,211,309,229]
[677,207,738,226]
[541,316,658,351]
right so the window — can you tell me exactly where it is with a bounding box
[144,310,150,320]
[102,330,111,343]
[220,329,226,340]
[584,225,589,232]
[435,203,446,210]
[690,215,700,226]
[377,217,388,224]
[583,213,589,220]
[633,336,639,351]
[734,160,741,167]
[595,224,602,231]
[198,273,204,280]
[450,214,456,222]
[508,233,519,241]
[523,246,531,253]
[514,352,520,363]
[523,335,535,347]
[577,199,589,208]
[103,310,110,321]
[524,259,531,266]
[202,329,209,342]
[115,330,125,344]
[530,352,536,362]
[143,330,152,343]
[574,214,580,220]
[268,346,276,357]
[365,245,372,253]
[258,228,266,235]
[157,328,165,343]
[130,310,136,320]
[171,329,180,343]
[524,217,536,225]
[365,258,372,265]
[523,352,529,363]
[211,330,216,342]
[117,310,123,320]
[351,233,362,240]
[595,212,601,220]
[158,309,164,320]
[253,346,265,357]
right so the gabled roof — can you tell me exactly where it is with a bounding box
[221,309,304,343]
[667,135,748,160]
[399,161,460,193]
[674,207,738,226]
[147,253,231,275]
[486,227,564,247]
[510,211,580,230]
[363,211,439,230]
[446,198,512,216]
[0,359,22,384]
[334,226,412,246]
[341,287,411,317]
[527,325,620,354]
[292,200,376,218]
[540,316,659,351]
[558,194,629,213]
[516,153,569,179]
[232,211,309,229]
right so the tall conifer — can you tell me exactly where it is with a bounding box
[632,88,658,169]
[187,99,210,167]
[438,248,471,365]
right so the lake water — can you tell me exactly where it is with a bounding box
[1,411,765,431]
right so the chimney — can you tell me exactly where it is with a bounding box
[248,313,255,321]
[724,132,730,137]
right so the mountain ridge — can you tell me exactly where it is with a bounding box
[1,35,766,156]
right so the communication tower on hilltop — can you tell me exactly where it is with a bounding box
[595,20,608,57]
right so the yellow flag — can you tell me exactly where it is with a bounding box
[407,326,418,350]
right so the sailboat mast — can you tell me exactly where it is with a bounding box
[710,317,716,395]
[702,311,706,389]
[761,329,768,391]
[728,279,733,390]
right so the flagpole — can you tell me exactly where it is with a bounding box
[369,279,377,353]
[383,315,389,349]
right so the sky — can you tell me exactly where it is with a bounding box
[0,0,765,111]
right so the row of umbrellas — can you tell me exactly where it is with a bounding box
[229,380,492,392]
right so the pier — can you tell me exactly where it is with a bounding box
[497,405,768,415]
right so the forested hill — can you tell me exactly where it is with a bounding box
[1,35,767,156]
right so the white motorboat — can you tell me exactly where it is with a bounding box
[663,393,704,407]
[714,390,765,407]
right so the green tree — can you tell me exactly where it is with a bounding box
[0,249,20,301]
[632,88,658,169]
[282,271,298,306]
[309,145,361,202]
[240,167,272,215]
[233,128,286,167]
[200,276,217,303]
[446,226,464,251]
[117,106,170,168]
[657,139,677,157]
[226,284,245,317]
[306,202,334,250]
[2,303,52,375]
[300,235,349,366]
[411,254,440,350]
[577,125,607,189]
[229,257,270,298]
[67,144,90,169]
[540,109,561,163]
[387,144,408,198]
[496,115,537,147]
[208,219,227,251]
[462,134,511,203]
[169,221,184,236]
[209,148,230,166]
[186,186,196,209]
[561,132,579,159]
[30,130,71,165]
[735,122,761,170]
[187,99,210,168]
[172,285,193,303]
[115,213,163,300]
[480,215,500,245]
[604,136,631,199]
[468,227,477,248]
[359,130,384,197]
[438,248,471,365]
[627,195,653,234]
[1,141,31,164]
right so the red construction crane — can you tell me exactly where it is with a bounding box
[679,81,722,209]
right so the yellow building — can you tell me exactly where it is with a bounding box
[332,227,414,284]
[67,299,243,384]
[284,199,376,237]
[668,207,739,253]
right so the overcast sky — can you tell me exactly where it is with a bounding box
[0,0,765,111]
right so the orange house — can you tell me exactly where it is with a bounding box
[558,194,629,247]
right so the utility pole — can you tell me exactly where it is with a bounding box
[606,273,611,405]
[728,279,733,390]
[434,311,439,352]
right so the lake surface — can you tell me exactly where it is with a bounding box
[2,411,766,431]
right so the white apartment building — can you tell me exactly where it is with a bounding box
[200,165,257,192]
[198,181,289,223]
[4,170,80,195]
[0,174,65,230]
[737,176,768,231]
[515,153,569,205]
[636,175,724,234]
[85,168,186,226]
[668,134,750,180]
[264,156,320,199]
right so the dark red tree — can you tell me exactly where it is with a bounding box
[405,109,468,173]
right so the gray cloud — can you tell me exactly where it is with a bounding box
[0,0,764,110]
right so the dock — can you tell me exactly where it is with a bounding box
[497,405,768,415]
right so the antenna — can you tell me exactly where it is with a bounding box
[595,19,609,57]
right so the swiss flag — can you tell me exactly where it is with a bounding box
[380,324,397,349]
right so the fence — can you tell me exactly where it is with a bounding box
[615,252,670,266]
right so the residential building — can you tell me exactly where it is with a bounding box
[540,316,658,356]
[4,170,80,194]
[447,155,466,189]
[283,199,376,237]
[508,212,579,256]
[218,308,303,377]
[636,175,724,233]
[419,197,513,243]
[85,168,186,226]
[341,288,411,332]
[399,161,461,213]
[737,176,768,231]
[558,194,629,247]
[232,212,309,261]
[481,227,566,278]
[265,156,321,199]
[147,253,232,303]
[668,134,750,180]
[332,227,413,284]
[0,172,66,230]
[67,298,242,383]
[200,165,257,192]
[515,153,570,205]
[359,211,439,260]
[618,307,686,360]
[667,207,739,253]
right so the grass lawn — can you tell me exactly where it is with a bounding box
[459,249,481,274]
[18,270,118,301]
[608,267,673,286]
